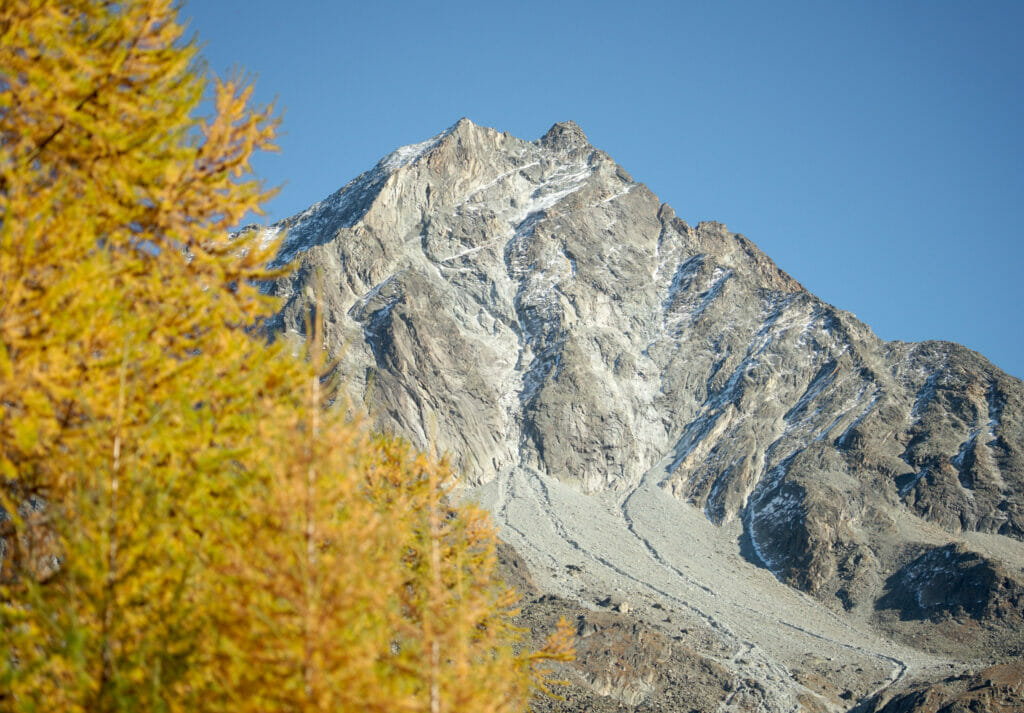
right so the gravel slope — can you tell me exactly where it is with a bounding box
[470,458,968,712]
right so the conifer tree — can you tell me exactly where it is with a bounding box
[0,2,571,712]
[1,1,305,708]
[203,317,572,713]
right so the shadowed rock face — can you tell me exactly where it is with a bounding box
[862,662,1024,713]
[257,120,1024,708]
[877,544,1024,624]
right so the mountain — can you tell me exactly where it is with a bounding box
[254,119,1024,712]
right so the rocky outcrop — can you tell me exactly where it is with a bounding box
[547,609,733,712]
[499,543,735,712]
[861,662,1024,713]
[877,544,1024,624]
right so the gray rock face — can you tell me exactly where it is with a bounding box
[862,662,1024,713]
[263,117,1021,592]
[257,118,1024,708]
[877,543,1024,624]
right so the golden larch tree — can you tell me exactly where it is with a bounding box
[203,317,572,713]
[0,2,571,712]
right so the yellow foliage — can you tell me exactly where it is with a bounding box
[204,343,573,712]
[0,2,572,712]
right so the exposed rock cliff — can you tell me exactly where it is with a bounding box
[861,662,1024,713]
[255,118,1024,710]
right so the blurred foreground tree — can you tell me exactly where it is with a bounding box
[206,323,572,713]
[0,2,571,711]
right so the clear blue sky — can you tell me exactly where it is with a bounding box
[185,1,1024,379]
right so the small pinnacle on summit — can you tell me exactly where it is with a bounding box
[441,117,478,140]
[540,120,589,151]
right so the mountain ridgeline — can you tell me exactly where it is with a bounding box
[253,119,1024,711]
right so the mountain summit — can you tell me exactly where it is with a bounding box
[262,119,1024,711]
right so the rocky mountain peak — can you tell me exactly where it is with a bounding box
[540,120,590,152]
[265,120,1024,711]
